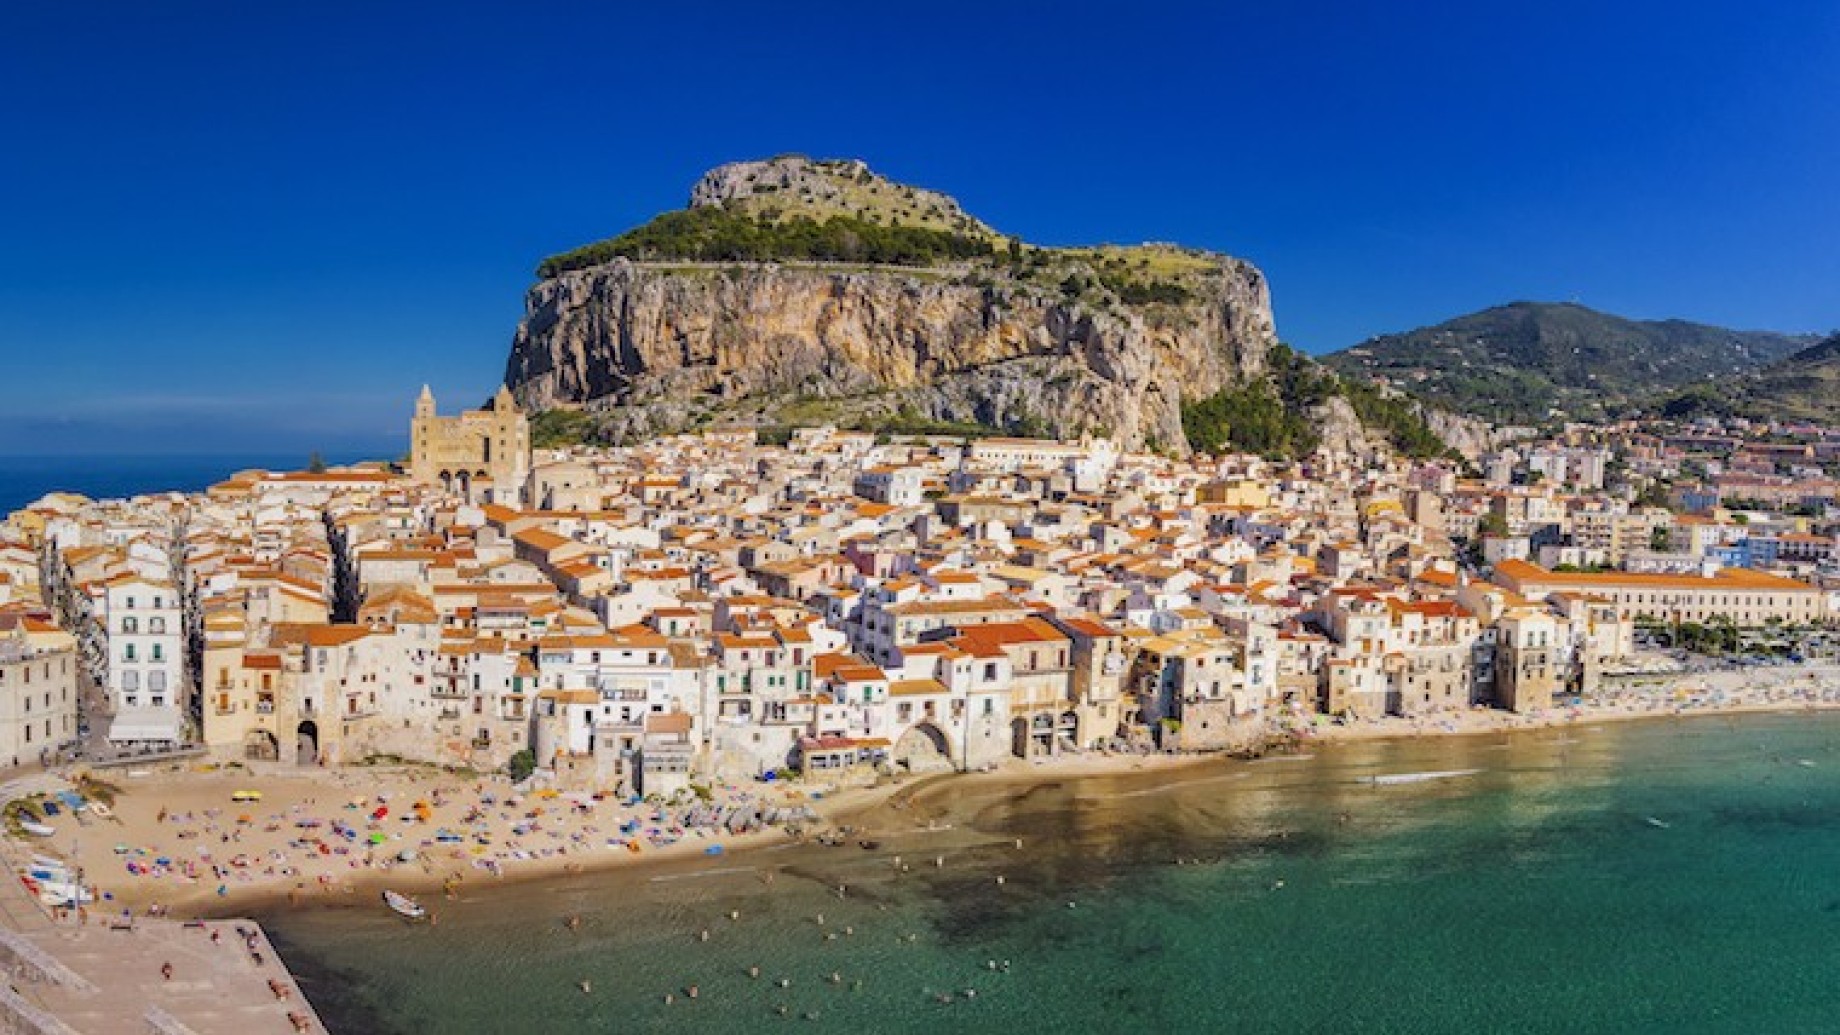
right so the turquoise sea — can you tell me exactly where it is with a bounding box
[257,713,1840,1034]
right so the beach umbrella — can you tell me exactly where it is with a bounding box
[368,833,386,845]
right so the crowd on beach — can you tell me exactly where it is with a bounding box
[25,767,837,914]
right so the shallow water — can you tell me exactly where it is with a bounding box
[259,713,1840,1033]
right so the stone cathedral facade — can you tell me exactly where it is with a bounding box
[409,385,530,504]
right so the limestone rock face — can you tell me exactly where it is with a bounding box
[504,257,1278,452]
[1423,407,1514,460]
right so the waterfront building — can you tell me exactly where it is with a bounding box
[10,402,1838,786]
[0,616,79,769]
[1493,559,1828,628]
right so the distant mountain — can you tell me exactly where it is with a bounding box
[1322,302,1814,424]
[1660,333,1840,423]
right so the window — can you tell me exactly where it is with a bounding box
[123,670,139,691]
[123,645,136,662]
[150,671,166,692]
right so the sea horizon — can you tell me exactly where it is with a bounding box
[0,451,396,514]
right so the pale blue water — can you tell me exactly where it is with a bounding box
[0,454,373,512]
[258,713,1840,1033]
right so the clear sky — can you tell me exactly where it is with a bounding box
[4,2,1838,456]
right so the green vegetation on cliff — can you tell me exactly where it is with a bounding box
[538,206,995,276]
[1340,379,1452,459]
[1183,344,1451,460]
[530,408,595,448]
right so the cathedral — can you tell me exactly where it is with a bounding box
[409,385,530,504]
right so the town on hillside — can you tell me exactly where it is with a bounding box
[4,390,1840,793]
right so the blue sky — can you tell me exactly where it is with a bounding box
[3,2,1838,456]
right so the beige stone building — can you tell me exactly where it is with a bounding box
[1493,559,1828,627]
[0,618,79,769]
[410,385,531,504]
[1494,608,1560,712]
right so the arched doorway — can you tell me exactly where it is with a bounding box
[438,470,453,494]
[296,720,319,766]
[893,723,953,772]
[1058,710,1080,750]
[1011,717,1030,759]
[244,730,279,762]
[456,471,472,498]
[1030,713,1055,755]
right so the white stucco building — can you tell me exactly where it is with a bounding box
[103,574,186,745]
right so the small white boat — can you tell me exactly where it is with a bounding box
[18,820,55,837]
[89,802,113,819]
[382,889,426,921]
[1364,769,1482,786]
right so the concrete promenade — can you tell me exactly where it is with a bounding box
[0,833,325,1035]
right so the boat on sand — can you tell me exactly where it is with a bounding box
[382,889,427,920]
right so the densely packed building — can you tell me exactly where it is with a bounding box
[5,393,1838,783]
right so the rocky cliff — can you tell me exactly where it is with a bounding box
[504,157,1278,452]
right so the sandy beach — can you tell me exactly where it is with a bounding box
[18,662,1840,920]
[12,747,1220,921]
[19,765,881,917]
